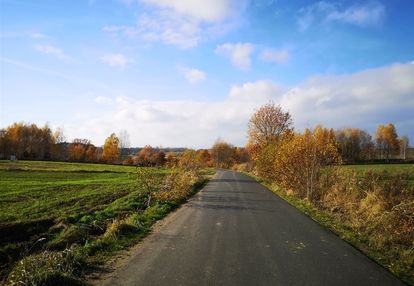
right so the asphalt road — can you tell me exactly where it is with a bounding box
[102,170,405,286]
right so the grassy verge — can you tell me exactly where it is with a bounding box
[0,160,213,285]
[247,173,413,285]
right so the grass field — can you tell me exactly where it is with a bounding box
[343,163,414,173]
[0,160,169,225]
[0,160,207,283]
[341,163,414,185]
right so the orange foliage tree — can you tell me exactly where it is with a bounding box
[210,140,236,168]
[102,133,120,163]
[375,123,400,159]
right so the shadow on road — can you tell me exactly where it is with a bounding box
[210,179,256,183]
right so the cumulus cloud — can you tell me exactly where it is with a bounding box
[101,53,134,67]
[33,44,71,62]
[215,42,255,70]
[106,0,243,49]
[180,66,207,84]
[66,62,414,148]
[280,62,414,133]
[298,1,385,31]
[229,80,280,101]
[259,49,290,64]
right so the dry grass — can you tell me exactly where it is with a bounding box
[292,167,414,283]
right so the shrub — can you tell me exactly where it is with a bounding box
[7,247,83,286]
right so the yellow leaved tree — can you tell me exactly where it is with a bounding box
[102,133,120,163]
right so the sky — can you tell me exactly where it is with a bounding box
[0,0,413,148]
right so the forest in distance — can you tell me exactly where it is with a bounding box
[0,114,411,168]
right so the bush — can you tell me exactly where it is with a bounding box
[7,247,84,285]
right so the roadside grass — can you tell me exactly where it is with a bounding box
[248,166,414,286]
[0,160,141,173]
[341,164,414,185]
[0,160,211,285]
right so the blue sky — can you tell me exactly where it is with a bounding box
[1,0,413,147]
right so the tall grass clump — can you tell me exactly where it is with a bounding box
[7,247,84,286]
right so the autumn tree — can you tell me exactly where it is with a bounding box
[210,139,236,168]
[3,122,55,160]
[196,149,212,167]
[179,149,202,170]
[151,150,166,166]
[375,124,399,159]
[102,133,120,163]
[134,145,166,166]
[335,128,374,163]
[68,139,90,161]
[272,126,341,201]
[234,147,249,164]
[248,103,293,160]
[248,103,293,146]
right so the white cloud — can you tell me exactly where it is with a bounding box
[229,80,280,101]
[259,49,290,64]
[327,2,385,27]
[65,62,414,148]
[101,53,134,67]
[140,0,233,22]
[105,0,243,49]
[298,1,385,31]
[215,42,255,70]
[33,44,71,62]
[180,66,207,84]
[280,62,414,133]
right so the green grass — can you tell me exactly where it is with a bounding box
[0,161,169,225]
[0,160,141,173]
[1,160,207,283]
[341,163,414,185]
[342,163,414,174]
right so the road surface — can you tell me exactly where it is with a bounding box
[102,170,404,286]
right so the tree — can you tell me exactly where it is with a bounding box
[248,102,293,146]
[248,103,293,159]
[118,129,131,159]
[4,122,55,160]
[375,124,399,159]
[210,139,236,168]
[179,149,201,170]
[272,126,341,201]
[399,136,409,160]
[102,133,120,163]
[335,128,373,163]
[196,149,212,167]
[68,139,90,161]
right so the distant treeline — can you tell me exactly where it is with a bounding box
[0,121,411,166]
[0,122,249,167]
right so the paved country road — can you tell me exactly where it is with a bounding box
[101,170,405,286]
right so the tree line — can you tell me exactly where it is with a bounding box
[0,117,410,166]
[0,122,250,167]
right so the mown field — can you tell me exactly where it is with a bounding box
[0,160,207,284]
